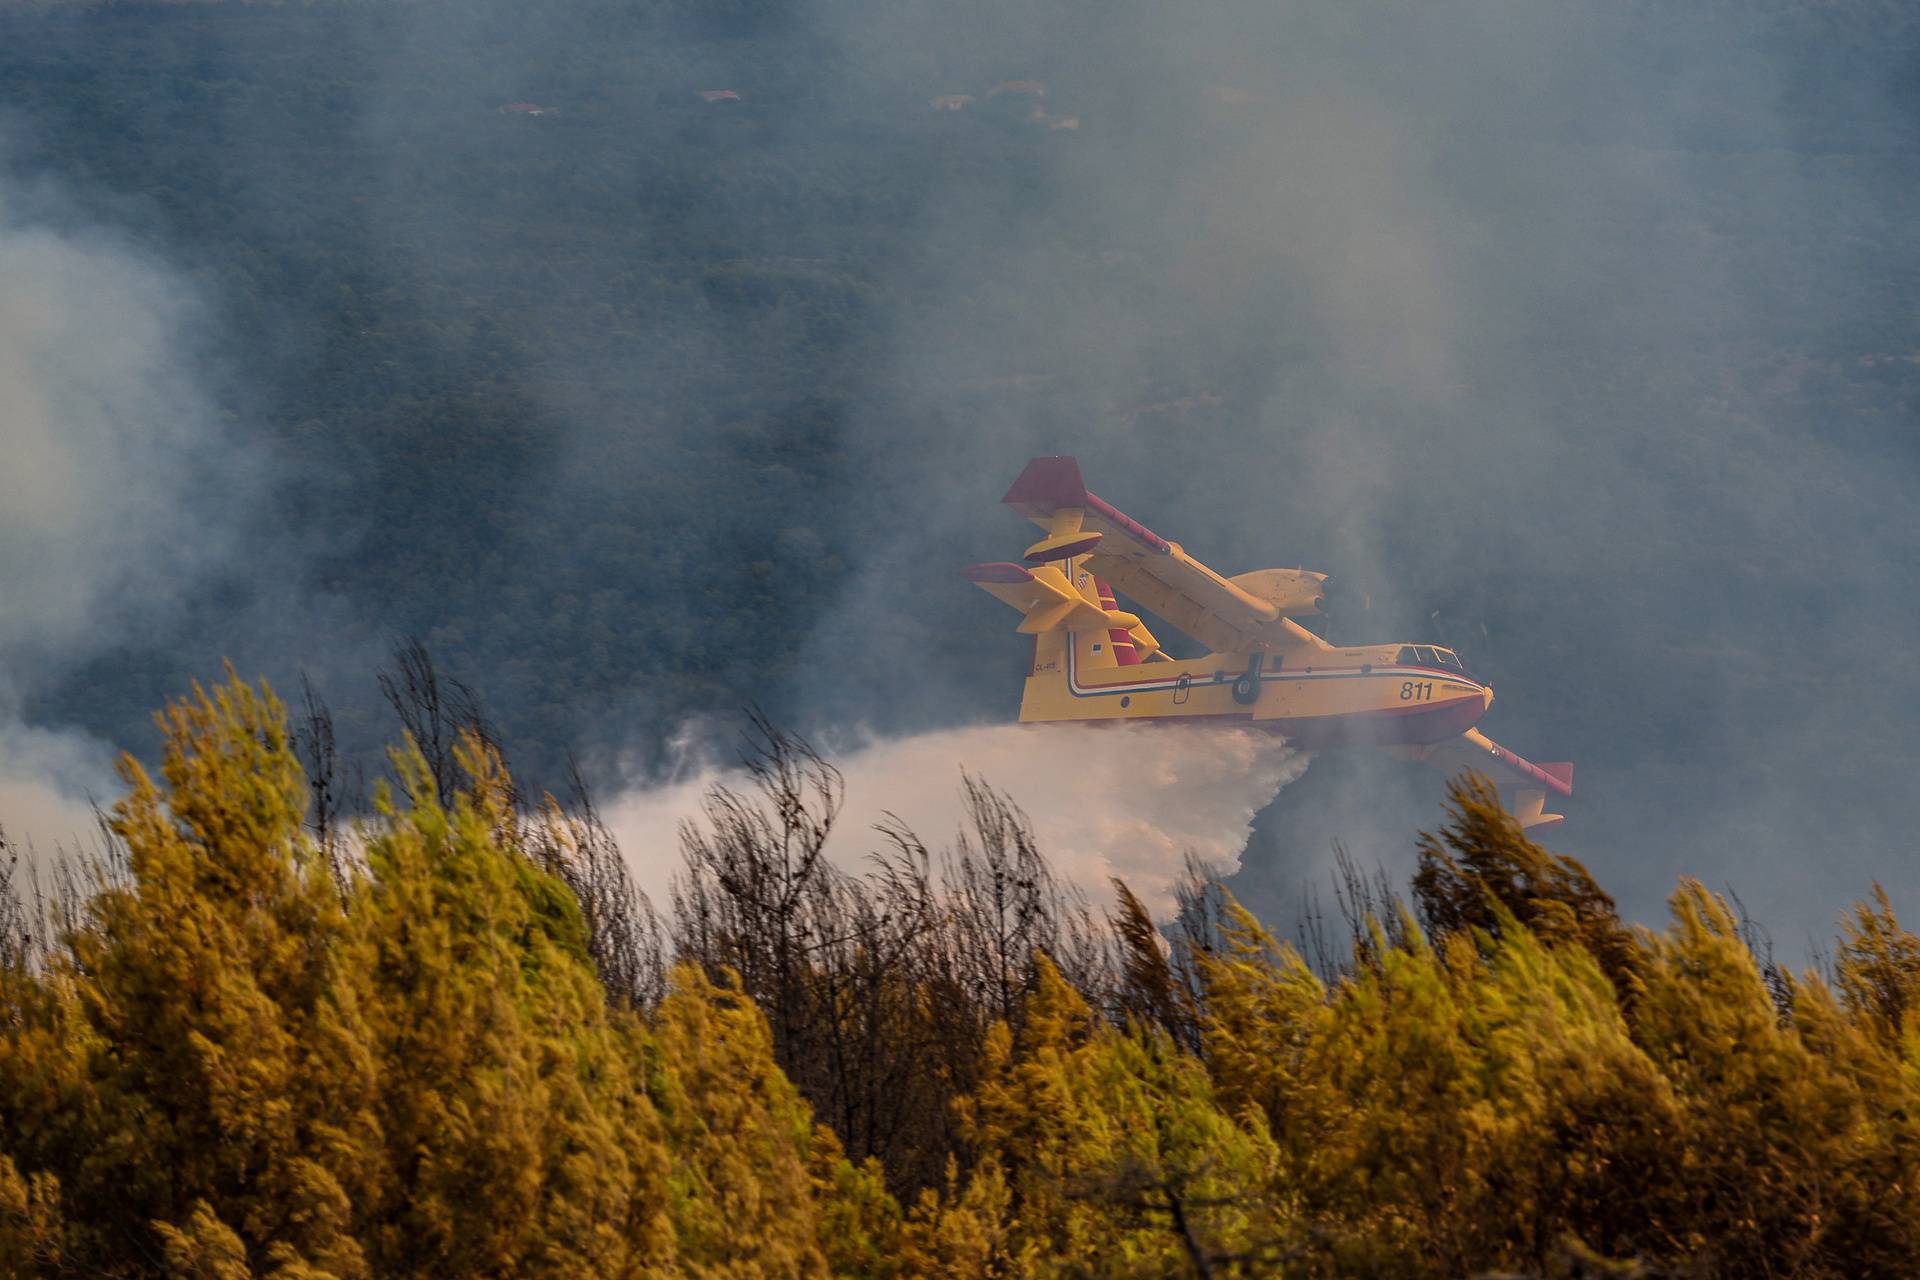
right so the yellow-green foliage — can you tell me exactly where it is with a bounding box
[1836,883,1920,1056]
[5,681,1920,1279]
[907,956,1286,1278]
[1175,785,1920,1278]
[0,673,889,1279]
[1196,897,1678,1274]
[1629,882,1920,1275]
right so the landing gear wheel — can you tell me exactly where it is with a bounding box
[1231,653,1265,706]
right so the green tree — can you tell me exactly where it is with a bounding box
[1413,775,1645,999]
[913,955,1289,1278]
[1,673,380,1277]
[0,673,902,1279]
[1630,881,1920,1276]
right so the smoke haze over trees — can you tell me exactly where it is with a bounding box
[1,0,1918,951]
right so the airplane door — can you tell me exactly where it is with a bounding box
[1173,673,1191,705]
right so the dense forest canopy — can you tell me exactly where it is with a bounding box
[0,0,1918,946]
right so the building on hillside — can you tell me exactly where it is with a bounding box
[981,80,1073,129]
[985,80,1045,100]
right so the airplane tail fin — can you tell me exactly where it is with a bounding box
[960,560,1107,632]
[962,557,1165,719]
[960,560,1160,660]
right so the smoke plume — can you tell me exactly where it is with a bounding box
[0,144,256,859]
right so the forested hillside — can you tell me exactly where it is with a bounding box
[5,673,1920,1277]
[1,0,940,769]
[3,0,1920,965]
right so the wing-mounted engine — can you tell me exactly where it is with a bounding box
[1227,569,1329,618]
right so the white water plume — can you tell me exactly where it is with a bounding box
[603,721,1308,917]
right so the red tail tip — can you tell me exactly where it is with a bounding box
[1002,456,1088,509]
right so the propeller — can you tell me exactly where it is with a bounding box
[1312,574,1373,640]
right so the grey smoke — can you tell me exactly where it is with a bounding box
[783,0,1920,955]
[4,1,1917,962]
[0,142,259,853]
[319,0,1920,955]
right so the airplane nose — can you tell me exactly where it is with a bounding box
[1481,686,1494,712]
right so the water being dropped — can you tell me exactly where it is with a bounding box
[604,721,1308,916]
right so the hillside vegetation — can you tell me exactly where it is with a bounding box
[4,671,1918,1278]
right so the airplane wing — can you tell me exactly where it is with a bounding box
[1000,456,1331,656]
[1400,727,1574,831]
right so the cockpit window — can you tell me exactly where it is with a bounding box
[1398,645,1466,672]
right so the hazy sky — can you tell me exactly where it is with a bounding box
[2,0,1916,958]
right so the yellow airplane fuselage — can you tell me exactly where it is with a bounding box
[965,456,1573,827]
[1016,571,1493,748]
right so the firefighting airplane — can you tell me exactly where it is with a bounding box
[963,456,1574,831]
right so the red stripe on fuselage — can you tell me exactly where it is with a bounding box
[1037,696,1488,748]
[1056,647,1487,746]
